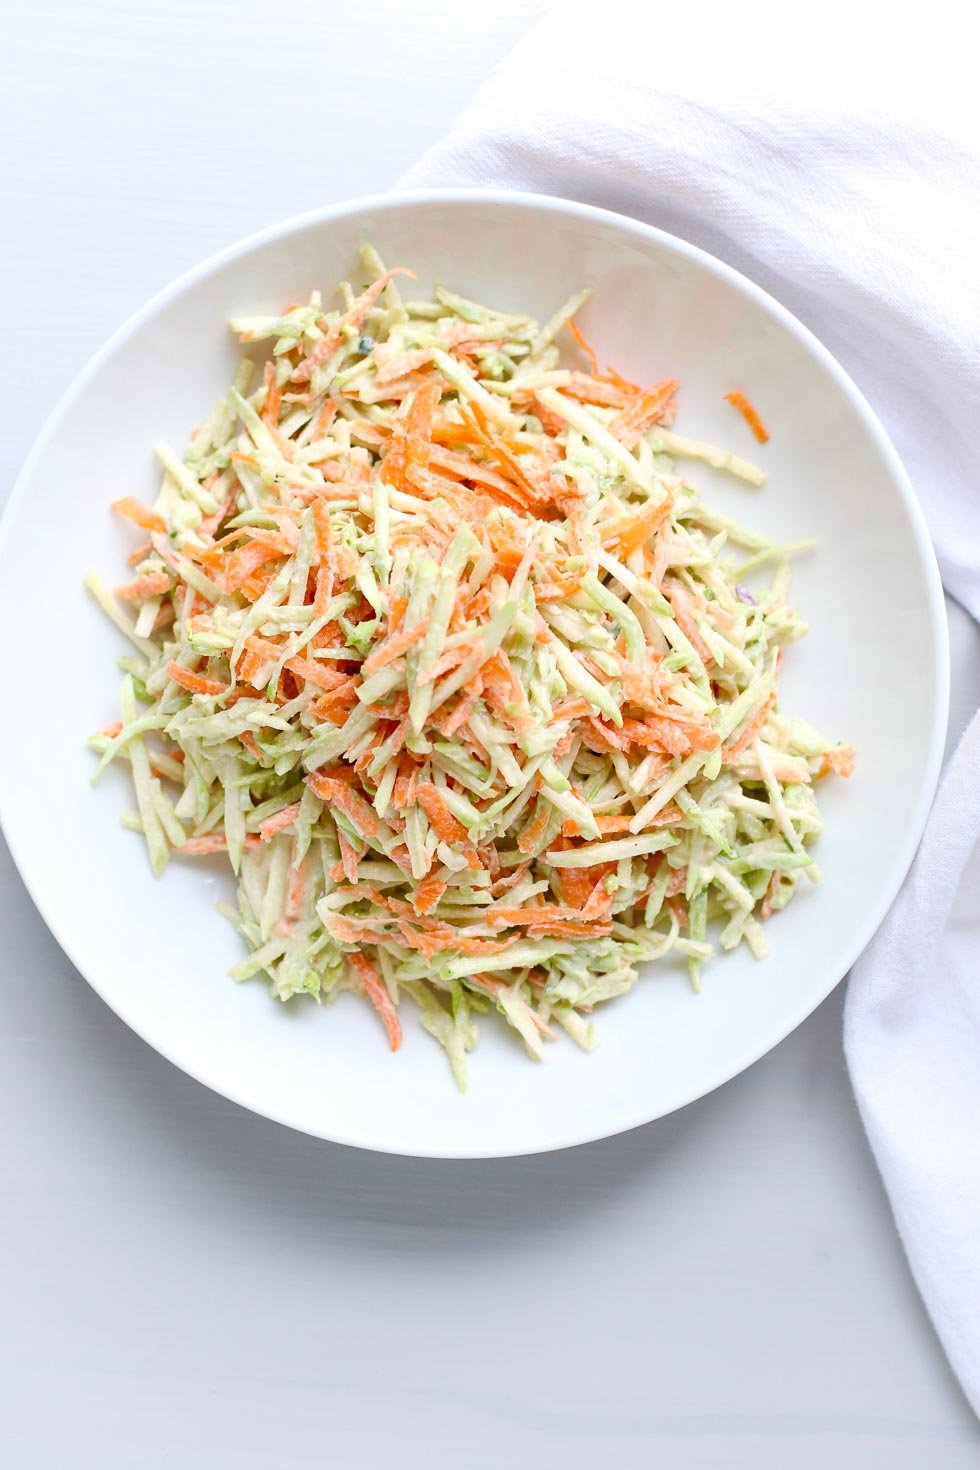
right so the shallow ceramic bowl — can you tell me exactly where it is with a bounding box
[0,191,948,1157]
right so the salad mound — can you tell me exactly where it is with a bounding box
[89,245,853,1088]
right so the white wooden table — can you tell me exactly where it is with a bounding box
[2,4,978,1465]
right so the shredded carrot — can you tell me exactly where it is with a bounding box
[284,655,348,693]
[560,372,631,408]
[517,800,551,855]
[311,496,334,559]
[412,874,447,916]
[220,538,288,595]
[258,802,302,842]
[179,833,261,856]
[608,379,679,449]
[261,360,282,427]
[337,829,361,884]
[380,381,441,495]
[111,497,166,533]
[361,619,429,678]
[166,661,227,697]
[306,771,381,838]
[415,783,469,845]
[439,674,484,739]
[723,696,776,761]
[115,571,170,600]
[292,269,417,383]
[601,494,673,558]
[348,951,402,1051]
[458,400,546,509]
[816,745,857,780]
[284,855,307,922]
[725,390,769,444]
[663,581,713,667]
[566,319,600,374]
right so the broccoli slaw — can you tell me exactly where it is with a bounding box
[88,245,854,1089]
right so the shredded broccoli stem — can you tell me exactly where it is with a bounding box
[87,249,853,1089]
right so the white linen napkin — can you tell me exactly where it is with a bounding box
[401,3,980,1412]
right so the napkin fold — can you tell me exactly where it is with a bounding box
[402,2,980,1412]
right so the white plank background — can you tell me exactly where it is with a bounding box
[2,3,979,1466]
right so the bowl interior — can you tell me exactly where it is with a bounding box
[0,193,946,1156]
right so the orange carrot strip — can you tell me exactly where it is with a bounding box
[551,698,593,721]
[313,563,334,616]
[426,443,517,497]
[722,696,775,761]
[601,495,673,559]
[220,539,287,595]
[282,855,307,924]
[293,269,416,382]
[582,718,630,755]
[360,619,429,679]
[198,486,238,539]
[111,497,166,534]
[237,634,286,684]
[517,800,551,855]
[594,814,636,835]
[380,381,441,494]
[375,345,434,385]
[565,320,641,393]
[393,924,510,960]
[412,874,447,916]
[559,864,616,909]
[258,802,302,842]
[566,319,600,375]
[816,745,857,780]
[439,675,484,739]
[458,400,544,508]
[391,753,418,810]
[490,902,611,929]
[284,655,348,693]
[619,716,694,758]
[166,661,227,697]
[261,360,282,427]
[313,399,338,438]
[415,783,469,845]
[337,830,361,884]
[662,582,713,666]
[306,772,381,839]
[348,952,402,1052]
[115,571,171,600]
[760,871,780,921]
[309,680,360,725]
[609,379,679,449]
[558,869,594,909]
[179,833,261,856]
[725,390,769,444]
[387,595,408,633]
[518,918,612,939]
[312,497,334,559]
[560,373,631,408]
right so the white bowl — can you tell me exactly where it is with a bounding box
[0,191,947,1157]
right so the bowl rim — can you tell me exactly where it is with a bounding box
[0,188,950,1157]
